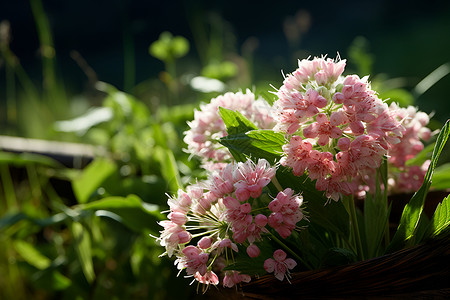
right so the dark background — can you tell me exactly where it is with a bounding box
[1,0,450,122]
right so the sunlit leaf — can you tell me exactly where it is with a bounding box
[381,89,414,107]
[80,195,163,233]
[219,107,257,135]
[424,194,450,239]
[154,146,182,193]
[13,240,51,270]
[431,163,450,190]
[387,120,449,253]
[72,158,118,203]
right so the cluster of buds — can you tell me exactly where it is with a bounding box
[156,159,304,288]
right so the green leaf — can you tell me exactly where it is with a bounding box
[364,157,390,258]
[320,247,356,268]
[387,119,450,253]
[72,158,118,203]
[218,107,258,135]
[405,143,435,167]
[13,240,51,270]
[364,192,391,258]
[0,212,27,230]
[219,108,283,163]
[0,212,69,231]
[80,195,163,233]
[424,194,450,239]
[431,163,450,190]
[154,146,182,194]
[246,130,285,155]
[32,270,71,291]
[221,130,285,164]
[71,222,95,283]
[381,89,414,107]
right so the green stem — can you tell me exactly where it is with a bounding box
[268,231,313,270]
[0,164,17,210]
[271,175,284,192]
[344,195,365,261]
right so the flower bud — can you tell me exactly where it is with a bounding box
[246,244,261,258]
[197,236,212,249]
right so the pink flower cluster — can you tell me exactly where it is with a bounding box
[275,56,405,200]
[184,90,275,171]
[156,158,304,288]
[387,104,432,193]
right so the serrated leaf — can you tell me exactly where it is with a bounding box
[387,120,450,253]
[424,194,450,239]
[71,222,95,283]
[80,195,163,232]
[13,240,51,270]
[246,130,285,155]
[221,132,283,164]
[218,107,258,135]
[72,158,118,203]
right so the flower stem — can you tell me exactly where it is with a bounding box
[271,175,284,192]
[268,231,313,270]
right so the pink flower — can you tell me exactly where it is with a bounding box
[178,246,209,276]
[223,271,251,288]
[246,244,261,258]
[197,237,212,249]
[157,221,191,257]
[280,136,313,176]
[194,271,219,286]
[234,159,276,201]
[264,249,297,281]
[245,214,268,243]
[210,163,237,198]
[167,211,188,226]
[303,113,343,146]
[307,150,338,181]
[392,161,429,193]
[214,238,239,253]
[167,189,192,214]
[268,188,304,238]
